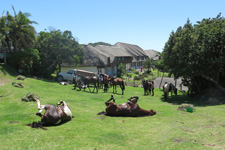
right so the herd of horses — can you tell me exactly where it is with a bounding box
[27,74,178,129]
[73,75,125,95]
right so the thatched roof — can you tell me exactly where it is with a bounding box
[115,42,148,62]
[82,42,149,66]
[82,44,132,66]
[82,45,108,66]
[144,50,160,60]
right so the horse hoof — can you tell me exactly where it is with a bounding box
[36,112,42,117]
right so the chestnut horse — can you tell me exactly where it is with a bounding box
[98,95,156,117]
[163,83,177,101]
[109,77,125,95]
[28,99,73,129]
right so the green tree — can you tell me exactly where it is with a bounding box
[0,7,37,65]
[88,42,112,47]
[143,58,154,73]
[9,48,40,75]
[7,6,37,52]
[37,30,84,77]
[117,63,126,77]
[163,15,225,96]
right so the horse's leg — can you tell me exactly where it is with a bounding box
[120,85,124,95]
[152,88,154,96]
[88,84,91,92]
[105,95,115,105]
[96,84,98,93]
[128,96,138,104]
[164,91,167,101]
[35,99,45,117]
[57,100,63,106]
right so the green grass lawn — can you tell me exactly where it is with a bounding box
[0,65,225,150]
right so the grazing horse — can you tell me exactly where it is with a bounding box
[142,80,154,96]
[109,77,125,95]
[80,76,99,93]
[163,83,177,101]
[98,95,156,117]
[28,99,73,128]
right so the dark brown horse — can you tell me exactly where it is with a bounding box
[109,77,125,95]
[98,95,156,117]
[80,76,99,93]
[142,80,154,96]
[28,99,73,129]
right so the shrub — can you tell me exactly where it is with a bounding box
[16,75,26,80]
[21,93,40,102]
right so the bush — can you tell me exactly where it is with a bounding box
[12,82,24,88]
[21,93,40,102]
[9,48,40,75]
[134,71,139,75]
[126,73,132,78]
[16,75,26,80]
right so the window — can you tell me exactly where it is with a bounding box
[67,70,73,74]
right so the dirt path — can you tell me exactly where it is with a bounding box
[153,77,188,91]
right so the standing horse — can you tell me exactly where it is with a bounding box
[28,99,73,129]
[163,83,177,101]
[110,77,125,95]
[80,76,99,93]
[142,80,154,96]
[73,75,83,90]
[98,95,156,117]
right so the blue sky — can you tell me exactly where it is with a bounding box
[1,0,225,52]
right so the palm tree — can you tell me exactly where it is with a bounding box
[0,12,11,64]
[7,6,37,52]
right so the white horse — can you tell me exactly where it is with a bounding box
[163,83,177,101]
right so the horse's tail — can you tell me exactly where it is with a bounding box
[97,111,106,115]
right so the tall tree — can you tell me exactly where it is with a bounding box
[7,6,37,52]
[163,15,225,96]
[37,30,84,77]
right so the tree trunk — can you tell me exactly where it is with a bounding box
[58,63,61,73]
[159,71,164,89]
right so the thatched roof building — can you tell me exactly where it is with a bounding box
[144,50,160,60]
[82,42,150,75]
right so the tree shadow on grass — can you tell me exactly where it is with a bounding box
[160,92,225,107]
[0,64,18,77]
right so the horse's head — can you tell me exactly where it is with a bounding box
[149,109,156,116]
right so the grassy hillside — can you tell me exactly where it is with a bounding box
[0,64,225,150]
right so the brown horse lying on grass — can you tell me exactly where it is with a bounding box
[98,95,156,117]
[27,99,73,129]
